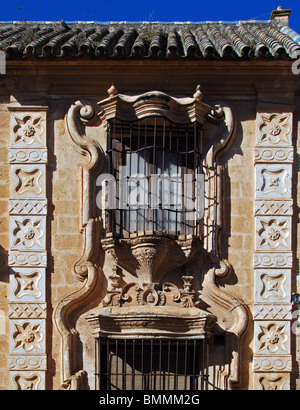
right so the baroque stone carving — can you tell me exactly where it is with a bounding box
[255,269,291,307]
[259,168,289,195]
[256,164,292,200]
[102,276,199,308]
[101,234,202,285]
[10,269,43,301]
[254,109,293,390]
[260,272,287,300]
[57,87,247,390]
[253,304,292,320]
[9,355,47,371]
[253,356,292,372]
[254,147,293,163]
[9,303,47,319]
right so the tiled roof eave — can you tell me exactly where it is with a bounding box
[0,20,299,60]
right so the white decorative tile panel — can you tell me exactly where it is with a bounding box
[10,111,47,148]
[254,321,290,355]
[256,164,292,199]
[9,268,46,302]
[8,106,48,389]
[255,216,291,252]
[256,113,292,146]
[10,164,46,198]
[10,216,46,251]
[253,109,294,390]
[255,269,291,303]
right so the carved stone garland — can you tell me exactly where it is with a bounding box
[8,106,48,390]
[253,110,294,390]
[56,86,249,390]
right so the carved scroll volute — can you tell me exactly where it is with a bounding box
[54,102,106,389]
[203,103,236,256]
[201,104,250,389]
[203,105,245,331]
[66,100,104,229]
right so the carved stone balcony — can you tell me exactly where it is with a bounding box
[88,233,218,339]
[101,233,203,285]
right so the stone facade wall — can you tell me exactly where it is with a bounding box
[0,65,299,390]
[0,103,10,390]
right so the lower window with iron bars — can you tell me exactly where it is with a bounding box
[95,337,210,391]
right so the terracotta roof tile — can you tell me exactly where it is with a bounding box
[0,20,299,59]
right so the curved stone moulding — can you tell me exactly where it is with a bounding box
[97,87,213,128]
[87,306,217,339]
[53,260,102,390]
[201,258,249,390]
[56,86,247,390]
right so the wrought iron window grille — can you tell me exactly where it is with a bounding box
[102,117,203,239]
[95,337,210,391]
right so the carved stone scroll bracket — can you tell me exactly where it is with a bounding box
[53,103,106,389]
[202,103,237,258]
[204,102,237,167]
[202,259,249,336]
[202,258,249,389]
[53,262,103,390]
[65,100,105,229]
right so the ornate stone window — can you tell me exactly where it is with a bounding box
[56,86,249,390]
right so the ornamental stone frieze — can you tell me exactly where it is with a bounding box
[8,106,48,390]
[253,109,294,390]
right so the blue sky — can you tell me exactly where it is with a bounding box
[1,0,300,32]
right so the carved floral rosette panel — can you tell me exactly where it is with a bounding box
[8,106,48,390]
[253,111,294,390]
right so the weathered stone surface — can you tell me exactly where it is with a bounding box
[0,11,300,391]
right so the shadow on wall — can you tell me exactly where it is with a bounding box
[0,244,8,285]
[0,244,8,338]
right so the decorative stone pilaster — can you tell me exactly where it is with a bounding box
[253,111,294,390]
[8,106,48,390]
